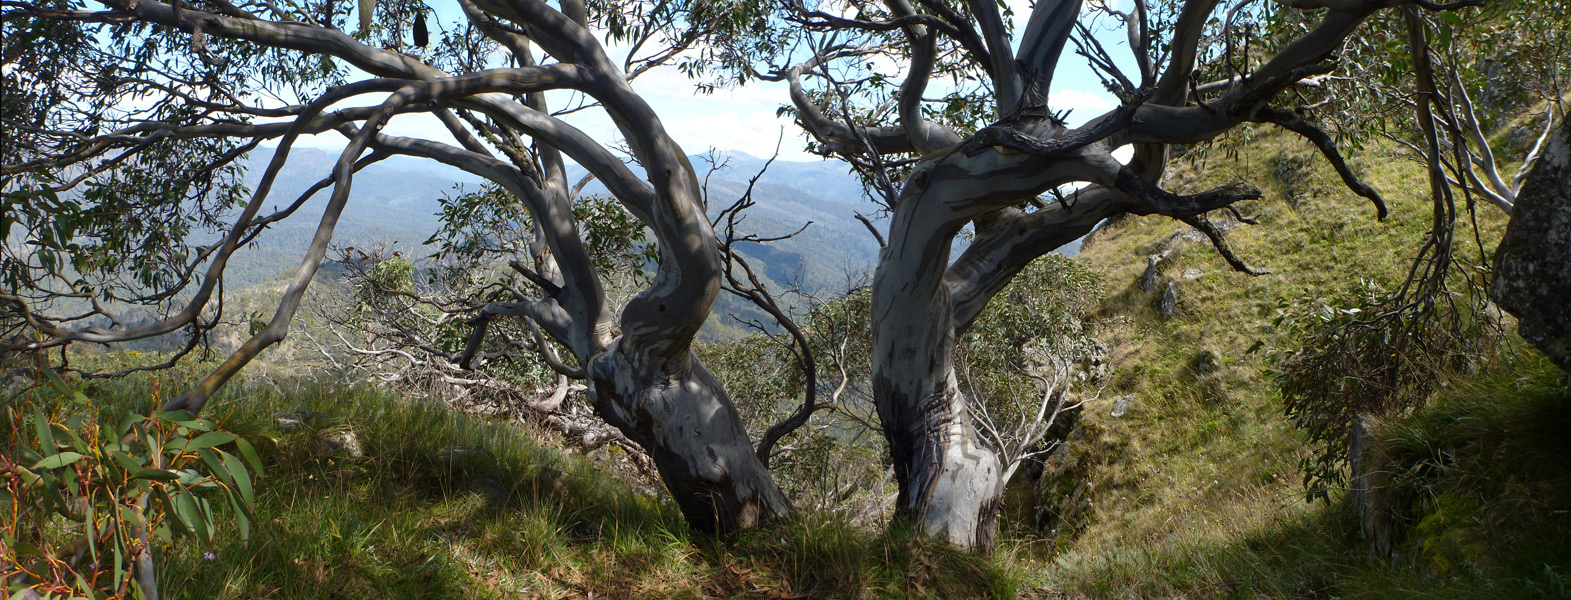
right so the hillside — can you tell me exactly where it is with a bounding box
[11,129,1568,600]
[17,363,1022,599]
[216,147,883,342]
[1029,127,1570,597]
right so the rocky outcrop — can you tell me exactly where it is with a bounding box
[1110,394,1134,418]
[1491,118,1571,373]
[1348,416,1401,561]
[1157,282,1180,320]
[311,427,364,458]
[1140,254,1164,292]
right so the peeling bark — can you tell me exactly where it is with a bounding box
[589,341,791,532]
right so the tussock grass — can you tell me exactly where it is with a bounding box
[18,369,1020,599]
[1028,127,1567,598]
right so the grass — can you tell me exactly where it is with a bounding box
[1022,126,1568,598]
[12,368,1021,599]
[1036,350,1570,599]
[10,126,1568,599]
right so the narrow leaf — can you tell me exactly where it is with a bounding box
[132,468,182,482]
[221,449,254,505]
[188,431,239,449]
[234,437,265,477]
[32,405,56,450]
[33,451,86,470]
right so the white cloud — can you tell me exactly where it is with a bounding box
[1113,144,1134,164]
[1050,89,1118,125]
[658,109,818,161]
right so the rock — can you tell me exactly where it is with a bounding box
[1348,416,1401,560]
[1140,254,1163,291]
[1192,349,1221,379]
[1031,422,1095,540]
[1157,282,1180,320]
[1491,118,1571,373]
[1181,268,1203,280]
[1508,126,1534,159]
[1110,394,1134,418]
[440,445,494,462]
[4,371,34,397]
[272,410,322,432]
[311,427,364,458]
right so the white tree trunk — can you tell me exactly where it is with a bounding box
[871,191,1004,549]
[588,340,792,532]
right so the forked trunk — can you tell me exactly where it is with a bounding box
[588,340,792,532]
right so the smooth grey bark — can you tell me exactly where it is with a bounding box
[780,0,1397,549]
[590,343,791,530]
[10,0,795,535]
[871,175,1124,549]
[871,237,1002,547]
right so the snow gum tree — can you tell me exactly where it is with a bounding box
[716,0,1492,549]
[3,0,800,533]
[4,0,1515,552]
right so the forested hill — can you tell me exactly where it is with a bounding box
[40,125,1566,599]
[224,147,884,293]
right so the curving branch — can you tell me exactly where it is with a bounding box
[966,0,1022,115]
[1252,106,1389,219]
[947,189,1128,333]
[887,0,963,154]
[763,46,922,157]
[1116,167,1264,217]
[1176,214,1271,276]
[1015,0,1085,105]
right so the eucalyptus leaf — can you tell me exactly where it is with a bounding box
[33,451,86,470]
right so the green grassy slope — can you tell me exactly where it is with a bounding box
[11,126,1569,600]
[1028,127,1570,598]
[14,368,1019,600]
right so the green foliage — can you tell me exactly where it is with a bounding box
[345,245,417,311]
[426,183,653,284]
[16,370,1022,599]
[1,0,351,309]
[1369,351,1571,592]
[573,194,658,283]
[959,254,1105,409]
[3,371,261,599]
[1316,2,1570,154]
[1264,276,1498,501]
[700,285,886,512]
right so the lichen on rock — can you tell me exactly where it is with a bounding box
[1490,118,1571,373]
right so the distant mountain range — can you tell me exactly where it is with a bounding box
[219,147,887,338]
[215,146,1082,339]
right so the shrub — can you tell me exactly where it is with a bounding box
[3,370,261,599]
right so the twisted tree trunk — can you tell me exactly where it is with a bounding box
[870,318,1004,548]
[590,343,791,531]
[871,200,1003,548]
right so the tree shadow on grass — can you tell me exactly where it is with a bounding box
[129,382,1016,599]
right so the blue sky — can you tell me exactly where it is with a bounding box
[293,0,1136,164]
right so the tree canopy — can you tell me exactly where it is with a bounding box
[4,0,1562,552]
